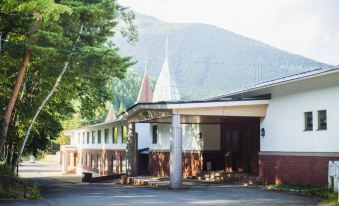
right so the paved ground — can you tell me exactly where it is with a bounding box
[0,158,320,206]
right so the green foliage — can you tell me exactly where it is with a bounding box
[0,0,136,165]
[111,69,155,111]
[115,13,328,100]
[0,163,14,176]
[266,183,338,206]
[27,183,41,199]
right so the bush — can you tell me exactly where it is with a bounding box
[266,183,338,206]
[27,184,41,200]
[0,164,14,177]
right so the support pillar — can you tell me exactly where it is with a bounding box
[126,123,138,176]
[170,113,182,188]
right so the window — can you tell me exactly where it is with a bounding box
[91,131,95,144]
[122,156,128,173]
[318,110,327,130]
[112,155,117,174]
[87,132,90,144]
[78,133,80,144]
[122,126,127,143]
[91,154,94,168]
[113,127,118,144]
[104,156,108,172]
[86,153,89,166]
[304,112,313,131]
[96,154,99,168]
[105,128,109,144]
[82,132,85,144]
[152,125,158,144]
[98,130,101,143]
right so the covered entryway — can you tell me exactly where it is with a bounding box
[127,99,269,188]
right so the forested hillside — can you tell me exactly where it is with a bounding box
[114,13,329,100]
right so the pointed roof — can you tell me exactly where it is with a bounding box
[152,38,180,102]
[136,72,153,103]
[105,104,116,122]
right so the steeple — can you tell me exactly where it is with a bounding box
[152,37,180,102]
[105,104,116,122]
[136,54,153,103]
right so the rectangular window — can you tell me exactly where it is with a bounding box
[112,155,117,174]
[87,132,90,144]
[82,132,85,144]
[92,131,95,144]
[98,130,101,143]
[105,128,109,144]
[78,133,80,144]
[113,127,118,144]
[104,156,108,172]
[85,153,88,166]
[318,110,327,130]
[122,156,127,173]
[152,125,158,144]
[91,154,94,168]
[122,126,127,143]
[304,112,313,131]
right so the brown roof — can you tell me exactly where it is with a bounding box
[105,104,117,122]
[136,74,153,103]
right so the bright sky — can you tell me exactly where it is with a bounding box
[118,0,339,65]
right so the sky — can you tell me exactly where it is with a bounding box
[118,0,339,65]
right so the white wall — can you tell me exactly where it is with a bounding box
[149,123,220,151]
[261,75,339,152]
[73,124,126,150]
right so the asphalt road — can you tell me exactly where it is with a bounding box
[0,160,320,206]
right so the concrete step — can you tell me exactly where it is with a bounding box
[196,170,261,185]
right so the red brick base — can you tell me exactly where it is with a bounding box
[79,149,126,176]
[148,151,208,177]
[259,153,339,186]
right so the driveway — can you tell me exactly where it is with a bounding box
[0,159,320,206]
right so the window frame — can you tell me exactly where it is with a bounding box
[122,126,127,143]
[318,110,327,130]
[304,111,313,131]
[152,125,158,144]
[98,130,102,144]
[113,127,118,144]
[104,128,109,144]
[91,131,95,144]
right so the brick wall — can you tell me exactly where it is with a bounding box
[79,149,126,176]
[259,154,339,185]
[149,151,219,177]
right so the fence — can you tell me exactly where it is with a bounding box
[328,161,339,203]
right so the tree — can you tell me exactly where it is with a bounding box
[0,0,136,165]
[0,0,71,155]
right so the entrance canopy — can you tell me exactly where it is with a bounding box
[127,99,270,123]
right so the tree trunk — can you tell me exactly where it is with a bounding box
[15,25,83,166]
[0,20,39,155]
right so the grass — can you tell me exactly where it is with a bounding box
[266,183,338,206]
[0,163,41,200]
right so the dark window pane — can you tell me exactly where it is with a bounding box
[92,131,95,144]
[98,130,101,143]
[105,128,109,144]
[87,132,90,144]
[304,112,313,131]
[318,110,327,130]
[152,125,158,144]
[122,126,127,143]
[113,127,118,144]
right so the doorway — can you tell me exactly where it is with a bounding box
[221,117,260,173]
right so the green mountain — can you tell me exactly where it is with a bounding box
[114,13,329,100]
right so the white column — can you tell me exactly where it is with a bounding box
[170,113,182,188]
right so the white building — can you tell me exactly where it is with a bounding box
[61,39,339,187]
